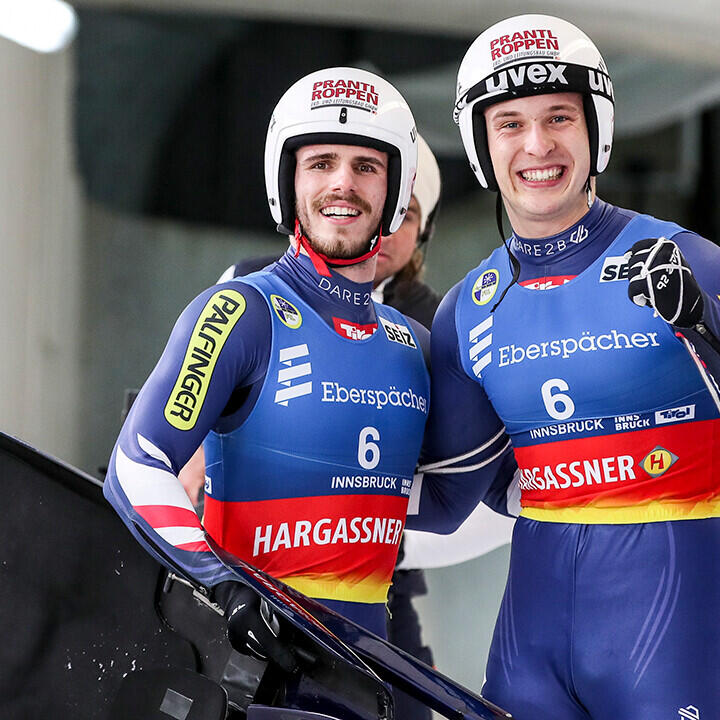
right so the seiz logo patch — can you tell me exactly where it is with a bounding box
[271,294,302,329]
[490,28,559,66]
[655,405,695,425]
[472,269,500,305]
[640,446,678,478]
[310,78,379,114]
[274,344,312,406]
[379,316,416,348]
[164,289,246,430]
[332,317,377,341]
[600,255,630,282]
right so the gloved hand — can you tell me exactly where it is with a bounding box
[212,581,297,673]
[625,237,704,328]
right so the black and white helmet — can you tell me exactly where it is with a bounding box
[454,14,615,191]
[265,67,418,236]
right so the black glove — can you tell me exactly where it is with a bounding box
[625,237,704,328]
[212,581,297,673]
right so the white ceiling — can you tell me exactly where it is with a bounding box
[72,0,720,66]
[71,0,720,150]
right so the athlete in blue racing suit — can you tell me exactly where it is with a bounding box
[404,13,720,720]
[106,247,431,637]
[103,68,484,664]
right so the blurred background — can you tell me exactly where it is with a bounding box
[2,0,720,696]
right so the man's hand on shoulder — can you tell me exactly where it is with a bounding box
[213,581,298,673]
[626,237,703,328]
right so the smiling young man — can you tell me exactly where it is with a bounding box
[484,92,591,238]
[183,133,443,720]
[103,67,442,688]
[404,14,720,720]
[293,144,388,267]
[215,134,443,332]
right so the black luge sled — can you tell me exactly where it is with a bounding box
[0,431,197,720]
[201,540,512,720]
[0,431,511,719]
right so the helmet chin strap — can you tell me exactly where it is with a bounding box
[585,176,594,208]
[293,219,383,277]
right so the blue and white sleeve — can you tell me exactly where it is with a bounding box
[405,283,519,534]
[103,282,269,587]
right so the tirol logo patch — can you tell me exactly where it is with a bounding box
[655,405,695,425]
[640,446,678,478]
[332,317,377,341]
[490,28,559,67]
[164,289,246,430]
[379,316,416,348]
[472,270,500,305]
[310,79,379,114]
[271,294,302,329]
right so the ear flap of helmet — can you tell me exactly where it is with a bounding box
[457,90,490,190]
[583,95,600,177]
[583,94,614,176]
[277,149,297,235]
[382,150,403,236]
[591,94,614,174]
[471,104,498,192]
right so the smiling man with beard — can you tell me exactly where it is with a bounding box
[103,67,473,713]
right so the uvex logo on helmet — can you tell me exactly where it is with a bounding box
[485,62,568,94]
[482,63,613,102]
[587,69,613,98]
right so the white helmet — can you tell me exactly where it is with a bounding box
[454,14,614,191]
[265,67,418,237]
[414,134,442,243]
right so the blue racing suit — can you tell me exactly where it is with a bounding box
[104,249,435,637]
[416,199,720,719]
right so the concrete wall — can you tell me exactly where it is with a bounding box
[78,201,287,475]
[0,39,83,463]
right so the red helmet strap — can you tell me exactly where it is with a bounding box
[293,219,383,277]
